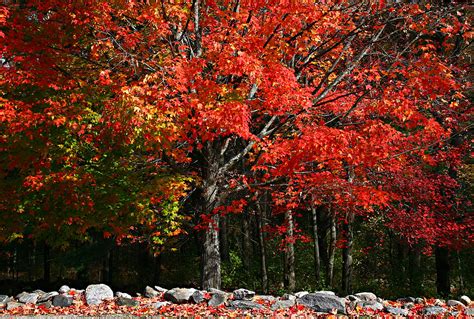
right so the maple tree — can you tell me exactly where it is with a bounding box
[0,0,471,294]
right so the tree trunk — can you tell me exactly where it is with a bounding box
[435,246,450,297]
[43,243,50,284]
[311,203,321,288]
[201,160,221,290]
[284,210,296,292]
[408,246,422,295]
[327,210,336,288]
[256,197,268,293]
[220,215,230,262]
[342,212,354,295]
[242,210,252,270]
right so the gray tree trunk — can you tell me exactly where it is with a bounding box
[311,203,321,288]
[342,212,354,295]
[256,195,268,293]
[284,210,296,292]
[327,210,336,288]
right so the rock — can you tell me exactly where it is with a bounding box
[271,299,295,310]
[7,301,23,310]
[253,295,276,302]
[354,292,377,302]
[385,305,409,316]
[85,284,114,305]
[298,293,347,314]
[295,291,309,298]
[466,308,474,316]
[145,286,160,298]
[154,286,168,293]
[356,300,384,311]
[414,297,424,304]
[460,295,471,306]
[37,301,52,309]
[153,301,171,309]
[164,288,197,304]
[229,300,264,310]
[315,291,335,295]
[191,290,205,303]
[37,291,59,303]
[32,289,46,295]
[117,296,139,307]
[282,293,296,301]
[52,295,73,307]
[422,306,447,315]
[434,298,444,306]
[447,299,465,308]
[58,285,70,294]
[346,295,360,301]
[208,293,227,307]
[209,288,226,295]
[0,295,10,304]
[403,302,415,309]
[17,292,39,304]
[233,288,255,300]
[116,292,132,299]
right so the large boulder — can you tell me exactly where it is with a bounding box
[253,295,276,303]
[164,288,197,304]
[208,292,227,307]
[144,286,160,298]
[354,292,377,302]
[85,284,114,305]
[7,301,23,310]
[356,300,384,311]
[153,301,171,309]
[154,286,168,293]
[298,293,347,314]
[315,291,335,295]
[38,291,59,303]
[295,291,309,298]
[116,292,132,299]
[16,292,39,304]
[229,300,264,310]
[52,295,73,307]
[233,288,255,300]
[0,295,10,304]
[460,295,471,306]
[58,285,70,294]
[448,300,465,308]
[191,290,205,303]
[271,299,295,310]
[282,293,296,301]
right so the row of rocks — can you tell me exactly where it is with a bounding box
[1,284,472,316]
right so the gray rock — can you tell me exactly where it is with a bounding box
[58,285,70,294]
[315,291,336,296]
[164,288,197,304]
[153,301,171,309]
[466,308,474,316]
[385,305,409,316]
[144,286,160,298]
[448,299,465,308]
[434,298,444,306]
[7,301,23,310]
[37,300,52,309]
[271,299,295,310]
[191,290,205,303]
[347,295,360,301]
[0,295,10,304]
[460,295,471,306]
[52,295,73,307]
[116,292,132,299]
[85,284,114,305]
[422,306,447,315]
[208,293,227,307]
[209,288,226,295]
[356,300,384,311]
[117,296,139,307]
[17,292,39,304]
[229,300,264,310]
[233,288,255,300]
[253,295,276,302]
[404,302,415,309]
[415,297,424,304]
[37,291,59,303]
[32,289,46,295]
[154,286,168,293]
[282,293,296,301]
[354,292,377,302]
[295,291,309,298]
[298,293,347,314]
